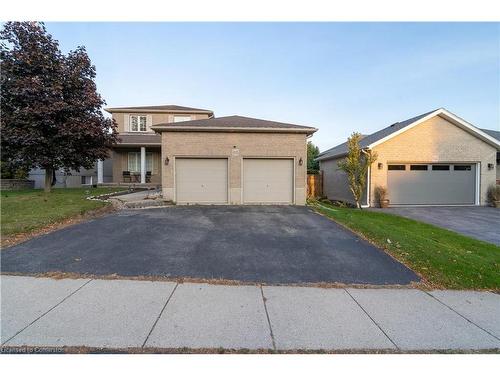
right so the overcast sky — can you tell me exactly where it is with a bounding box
[45,22,500,151]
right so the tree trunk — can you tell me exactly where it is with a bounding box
[44,167,53,192]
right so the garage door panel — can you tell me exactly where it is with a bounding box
[387,164,475,205]
[243,159,293,204]
[175,158,228,203]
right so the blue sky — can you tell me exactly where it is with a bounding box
[45,22,499,151]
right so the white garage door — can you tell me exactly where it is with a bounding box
[387,163,476,205]
[243,158,294,204]
[175,158,228,204]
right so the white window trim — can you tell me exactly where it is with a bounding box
[129,115,148,132]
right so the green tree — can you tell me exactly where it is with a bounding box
[337,132,377,209]
[307,141,320,173]
[0,22,118,192]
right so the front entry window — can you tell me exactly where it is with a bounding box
[128,152,153,172]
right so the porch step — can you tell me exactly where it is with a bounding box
[122,199,173,209]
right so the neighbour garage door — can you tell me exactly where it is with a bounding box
[387,163,476,205]
[243,158,294,204]
[175,158,228,204]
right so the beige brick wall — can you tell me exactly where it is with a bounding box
[112,112,211,133]
[160,131,308,204]
[370,115,497,206]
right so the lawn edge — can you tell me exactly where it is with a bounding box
[308,201,500,292]
[0,271,425,290]
[0,204,117,249]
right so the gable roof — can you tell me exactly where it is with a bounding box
[481,128,500,141]
[104,104,213,114]
[317,108,500,161]
[151,115,317,134]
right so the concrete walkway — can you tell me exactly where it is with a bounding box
[1,275,499,352]
[110,189,161,202]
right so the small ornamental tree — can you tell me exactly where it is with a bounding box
[307,141,320,173]
[0,22,118,192]
[337,132,377,209]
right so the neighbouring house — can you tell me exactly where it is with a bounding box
[480,128,500,184]
[29,163,112,189]
[317,108,500,207]
[151,115,316,204]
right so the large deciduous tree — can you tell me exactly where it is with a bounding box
[0,22,117,192]
[337,132,377,209]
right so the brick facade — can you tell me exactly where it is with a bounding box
[160,131,308,204]
[370,116,497,206]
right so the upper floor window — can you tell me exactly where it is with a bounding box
[130,115,147,132]
[173,115,191,123]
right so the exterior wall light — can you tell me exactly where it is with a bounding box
[488,163,494,170]
[298,157,303,166]
[164,157,169,166]
[378,162,383,170]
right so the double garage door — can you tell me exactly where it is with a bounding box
[387,163,476,205]
[175,158,294,204]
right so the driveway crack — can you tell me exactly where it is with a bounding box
[1,278,93,346]
[344,288,400,350]
[141,282,179,348]
[260,285,276,351]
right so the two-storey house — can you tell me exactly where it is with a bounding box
[98,105,214,185]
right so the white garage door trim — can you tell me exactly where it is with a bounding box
[174,157,229,204]
[242,157,295,204]
[386,162,480,206]
[475,162,480,205]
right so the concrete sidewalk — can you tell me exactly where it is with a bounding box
[1,275,499,352]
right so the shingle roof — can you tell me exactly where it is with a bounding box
[115,134,161,146]
[152,115,317,133]
[317,109,439,160]
[105,105,213,113]
[480,128,500,141]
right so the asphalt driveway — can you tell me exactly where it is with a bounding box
[371,207,500,246]
[0,206,419,285]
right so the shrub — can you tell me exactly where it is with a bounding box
[1,161,28,179]
[486,184,500,205]
[13,168,28,180]
[374,185,388,204]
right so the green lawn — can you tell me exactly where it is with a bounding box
[310,200,500,290]
[1,188,126,237]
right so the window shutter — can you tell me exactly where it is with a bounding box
[124,114,130,132]
[147,115,153,132]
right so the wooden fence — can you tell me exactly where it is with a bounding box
[307,172,323,199]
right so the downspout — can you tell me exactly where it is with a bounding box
[361,148,372,208]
